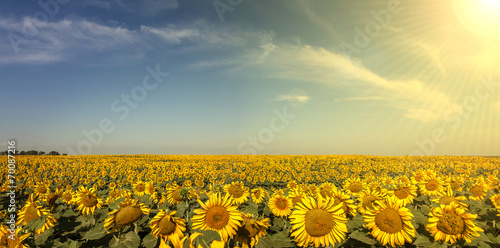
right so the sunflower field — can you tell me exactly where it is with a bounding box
[1,155,500,248]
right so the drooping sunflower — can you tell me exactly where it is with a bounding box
[344,178,365,196]
[150,209,185,247]
[387,183,418,207]
[224,182,250,205]
[426,201,483,244]
[268,194,293,218]
[468,178,489,201]
[316,182,336,198]
[288,188,306,206]
[331,188,357,218]
[166,185,184,205]
[0,225,30,248]
[104,198,150,232]
[234,214,270,248]
[250,187,267,204]
[419,175,446,197]
[46,188,63,209]
[490,193,500,209]
[363,198,415,247]
[289,196,348,247]
[430,187,467,209]
[357,188,384,214]
[16,194,57,234]
[191,193,243,242]
[76,186,104,215]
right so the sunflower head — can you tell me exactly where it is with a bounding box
[104,198,150,232]
[268,194,293,218]
[224,182,250,205]
[150,209,186,247]
[290,196,348,247]
[76,186,103,215]
[234,214,270,248]
[363,198,416,247]
[191,193,243,242]
[426,201,484,244]
[16,194,57,235]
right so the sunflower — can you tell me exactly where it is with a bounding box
[357,188,384,214]
[33,181,50,199]
[250,187,267,204]
[344,178,365,196]
[109,182,117,190]
[430,187,467,209]
[150,209,185,247]
[0,225,30,248]
[104,198,150,232]
[224,182,250,205]
[445,175,464,192]
[331,188,357,218]
[16,194,57,234]
[268,194,293,218]
[317,182,336,198]
[289,196,348,247]
[166,185,184,205]
[490,193,500,209]
[234,214,270,248]
[387,183,417,207]
[288,188,306,206]
[426,201,483,244]
[133,180,147,197]
[419,175,446,197]
[106,189,123,205]
[191,193,243,242]
[76,186,104,215]
[46,188,63,209]
[468,178,489,201]
[363,198,415,247]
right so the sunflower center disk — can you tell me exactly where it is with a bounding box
[237,219,260,239]
[82,194,98,207]
[439,196,455,205]
[229,185,244,198]
[362,195,377,209]
[173,189,183,201]
[36,186,48,194]
[394,188,410,199]
[25,205,40,223]
[158,216,177,235]
[305,209,335,237]
[426,180,439,191]
[320,189,332,198]
[350,183,362,193]
[375,208,403,234]
[470,186,483,197]
[115,206,143,225]
[136,184,145,192]
[254,190,261,199]
[206,206,230,230]
[437,213,465,235]
[276,199,288,210]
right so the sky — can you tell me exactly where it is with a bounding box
[0,0,498,156]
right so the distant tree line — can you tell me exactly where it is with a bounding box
[0,150,66,155]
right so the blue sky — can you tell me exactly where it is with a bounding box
[0,0,498,155]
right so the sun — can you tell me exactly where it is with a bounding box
[453,0,499,37]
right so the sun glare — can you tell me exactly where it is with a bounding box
[453,0,499,37]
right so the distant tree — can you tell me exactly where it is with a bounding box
[27,150,38,155]
[19,151,26,155]
[38,151,46,155]
[62,153,68,155]
[48,151,60,155]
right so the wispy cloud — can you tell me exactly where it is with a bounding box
[270,94,309,103]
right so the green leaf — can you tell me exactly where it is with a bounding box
[109,231,141,248]
[82,224,106,240]
[25,215,47,233]
[475,231,490,243]
[241,202,259,216]
[347,215,364,232]
[413,235,433,247]
[35,228,53,246]
[141,233,158,248]
[196,230,221,248]
[348,230,376,245]
[68,240,80,248]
